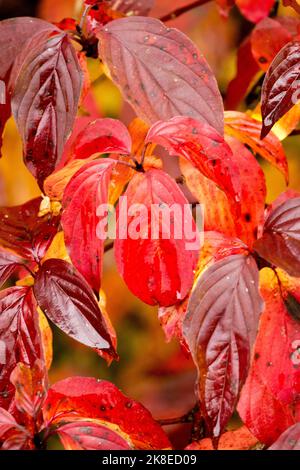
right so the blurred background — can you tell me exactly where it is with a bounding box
[1,0,300,448]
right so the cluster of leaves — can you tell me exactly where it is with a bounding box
[0,0,300,450]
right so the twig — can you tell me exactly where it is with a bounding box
[159,0,212,22]
[289,129,300,136]
[273,267,285,300]
[104,241,114,253]
[22,264,36,279]
[157,404,198,426]
[283,0,300,16]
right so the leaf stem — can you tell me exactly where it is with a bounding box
[157,404,198,426]
[282,0,300,15]
[273,267,285,300]
[79,4,92,32]
[22,264,36,279]
[104,241,114,253]
[159,0,212,22]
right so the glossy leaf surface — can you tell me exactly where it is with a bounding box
[43,376,171,449]
[146,116,241,217]
[0,287,43,409]
[114,168,200,306]
[33,259,116,359]
[62,159,115,293]
[11,32,83,187]
[71,118,132,160]
[0,248,23,288]
[98,17,224,134]
[0,198,60,262]
[238,269,300,445]
[261,41,300,139]
[254,197,300,277]
[224,111,289,183]
[183,254,264,437]
[56,418,133,450]
[236,0,275,23]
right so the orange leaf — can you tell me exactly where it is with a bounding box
[224,111,289,183]
[238,268,300,445]
[185,425,258,450]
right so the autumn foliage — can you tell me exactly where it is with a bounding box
[0,0,300,451]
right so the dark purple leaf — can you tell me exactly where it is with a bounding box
[0,248,23,288]
[0,287,43,409]
[0,17,58,157]
[0,197,60,263]
[98,17,224,134]
[254,197,300,277]
[269,423,300,450]
[183,254,264,437]
[11,32,83,188]
[33,259,117,359]
[261,41,300,139]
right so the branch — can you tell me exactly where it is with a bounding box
[157,404,198,426]
[159,0,212,23]
[289,129,300,136]
[283,0,300,16]
[104,241,114,253]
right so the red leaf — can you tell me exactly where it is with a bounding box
[71,118,132,160]
[43,376,171,449]
[158,299,188,344]
[180,136,266,248]
[114,168,200,307]
[261,41,300,139]
[11,32,83,188]
[0,248,23,289]
[0,18,58,156]
[0,407,21,437]
[62,159,115,293]
[226,37,260,109]
[10,361,47,421]
[226,136,266,246]
[0,198,60,263]
[269,423,300,450]
[183,254,264,437]
[0,408,29,450]
[224,111,289,183]
[56,418,133,450]
[267,189,300,214]
[251,17,295,72]
[254,197,300,277]
[146,116,241,218]
[98,17,224,134]
[33,259,117,359]
[0,287,44,409]
[236,0,275,23]
[238,270,300,445]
